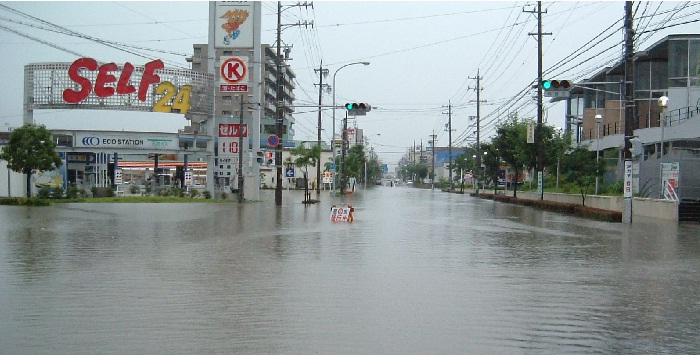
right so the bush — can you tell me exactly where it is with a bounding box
[129,184,140,194]
[220,192,228,200]
[173,188,185,198]
[202,190,211,199]
[189,189,200,199]
[37,187,51,199]
[144,185,152,196]
[66,187,84,199]
[50,186,64,199]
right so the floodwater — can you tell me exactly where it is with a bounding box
[1,187,699,354]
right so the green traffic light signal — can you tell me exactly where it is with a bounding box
[542,80,552,90]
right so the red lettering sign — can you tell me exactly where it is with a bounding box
[62,57,164,104]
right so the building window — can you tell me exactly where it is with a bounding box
[223,51,233,56]
[223,96,232,106]
[222,110,232,117]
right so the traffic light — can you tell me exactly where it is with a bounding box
[630,137,644,157]
[256,151,264,165]
[265,152,274,166]
[541,80,571,91]
[344,102,371,115]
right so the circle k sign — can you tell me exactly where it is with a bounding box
[220,57,248,84]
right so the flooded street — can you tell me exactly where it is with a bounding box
[1,186,699,354]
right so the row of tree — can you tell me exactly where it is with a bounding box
[400,116,607,205]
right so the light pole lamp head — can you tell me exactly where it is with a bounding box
[595,114,603,123]
[658,96,669,108]
[361,62,370,66]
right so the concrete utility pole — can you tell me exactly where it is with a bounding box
[623,1,635,223]
[430,131,437,189]
[623,1,634,160]
[275,1,312,205]
[275,1,283,206]
[525,1,551,200]
[443,102,453,190]
[469,69,486,194]
[314,61,329,196]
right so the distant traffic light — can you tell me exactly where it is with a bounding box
[541,80,571,91]
[256,151,264,165]
[265,152,274,166]
[344,102,372,115]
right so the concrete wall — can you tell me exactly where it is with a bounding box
[0,161,26,197]
[503,190,678,222]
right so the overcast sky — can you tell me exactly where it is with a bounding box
[1,1,699,166]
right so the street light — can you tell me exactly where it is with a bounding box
[332,61,370,193]
[659,95,669,198]
[595,113,603,195]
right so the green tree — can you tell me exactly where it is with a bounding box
[493,117,528,197]
[0,124,62,197]
[290,144,320,176]
[560,145,605,206]
[481,143,502,194]
[453,146,477,192]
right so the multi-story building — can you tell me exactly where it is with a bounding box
[565,34,700,202]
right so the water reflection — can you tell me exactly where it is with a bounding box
[1,189,699,353]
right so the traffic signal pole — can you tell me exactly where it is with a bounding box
[525,2,551,200]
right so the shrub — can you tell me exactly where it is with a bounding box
[50,186,64,199]
[144,185,152,196]
[202,190,211,199]
[220,192,228,200]
[129,184,140,194]
[189,189,200,199]
[37,187,51,199]
[66,187,81,199]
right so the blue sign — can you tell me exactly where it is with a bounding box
[285,168,295,178]
[329,163,336,171]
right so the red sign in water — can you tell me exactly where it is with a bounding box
[218,123,248,138]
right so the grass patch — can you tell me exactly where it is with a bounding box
[54,196,237,203]
[481,193,622,223]
[0,197,51,206]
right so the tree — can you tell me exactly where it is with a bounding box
[0,124,62,197]
[560,146,605,206]
[493,117,528,198]
[290,144,320,201]
[480,143,502,194]
[453,146,476,192]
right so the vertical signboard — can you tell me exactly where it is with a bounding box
[527,123,535,144]
[218,123,248,157]
[660,162,680,200]
[215,2,255,48]
[624,160,633,198]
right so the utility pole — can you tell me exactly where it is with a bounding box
[340,110,348,194]
[525,1,551,200]
[275,1,283,206]
[623,1,634,160]
[430,131,437,189]
[275,1,313,205]
[469,69,486,195]
[237,96,245,203]
[623,1,635,223]
[314,61,329,196]
[443,102,453,190]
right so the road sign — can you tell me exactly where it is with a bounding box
[544,91,570,98]
[329,163,336,171]
[267,134,280,147]
[285,168,295,178]
[220,57,247,84]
